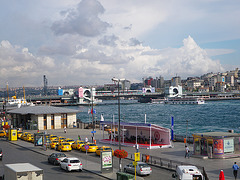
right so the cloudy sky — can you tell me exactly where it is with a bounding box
[0,0,239,88]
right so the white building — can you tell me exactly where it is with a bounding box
[8,106,79,130]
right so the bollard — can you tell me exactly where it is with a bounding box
[184,138,186,144]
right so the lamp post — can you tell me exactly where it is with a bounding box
[112,77,125,172]
[185,120,188,145]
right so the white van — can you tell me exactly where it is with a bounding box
[172,165,203,180]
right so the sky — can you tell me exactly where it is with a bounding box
[0,0,240,88]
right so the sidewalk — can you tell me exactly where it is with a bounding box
[18,128,240,179]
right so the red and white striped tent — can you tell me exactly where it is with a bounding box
[99,121,171,149]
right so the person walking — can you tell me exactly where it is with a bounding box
[78,135,81,140]
[85,136,88,143]
[233,162,239,180]
[64,126,66,133]
[185,145,190,158]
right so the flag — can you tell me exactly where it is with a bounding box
[101,114,104,121]
[171,116,174,141]
[91,108,96,114]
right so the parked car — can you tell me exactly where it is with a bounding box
[50,135,58,141]
[172,165,203,180]
[0,148,2,160]
[17,131,23,138]
[64,138,75,145]
[56,142,72,152]
[95,146,114,156]
[58,137,66,143]
[50,140,59,149]
[124,162,152,176]
[0,130,6,138]
[60,157,82,172]
[27,134,34,142]
[80,143,98,153]
[48,152,67,165]
[72,140,85,150]
[21,132,30,140]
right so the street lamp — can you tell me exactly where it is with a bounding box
[112,77,125,172]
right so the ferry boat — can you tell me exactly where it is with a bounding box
[164,97,205,105]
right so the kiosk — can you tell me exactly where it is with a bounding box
[8,129,18,141]
[193,132,240,159]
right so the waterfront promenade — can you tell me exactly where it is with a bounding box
[8,128,240,179]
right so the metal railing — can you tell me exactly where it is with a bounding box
[127,153,209,180]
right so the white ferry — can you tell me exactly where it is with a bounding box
[164,97,205,105]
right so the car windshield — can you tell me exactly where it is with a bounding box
[66,140,73,142]
[70,160,80,163]
[56,153,66,157]
[88,144,96,146]
[138,164,149,168]
[105,148,112,150]
[62,143,70,145]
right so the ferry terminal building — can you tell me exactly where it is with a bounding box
[8,106,80,130]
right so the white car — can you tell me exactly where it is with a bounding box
[60,157,83,172]
[124,162,152,176]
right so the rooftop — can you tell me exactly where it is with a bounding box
[8,105,80,115]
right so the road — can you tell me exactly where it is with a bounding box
[0,139,105,180]
[0,138,173,180]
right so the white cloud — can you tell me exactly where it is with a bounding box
[0,0,238,88]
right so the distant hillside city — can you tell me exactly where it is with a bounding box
[1,68,240,98]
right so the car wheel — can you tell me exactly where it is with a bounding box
[124,168,127,173]
[79,169,82,172]
[66,167,70,172]
[60,149,62,152]
[53,161,57,165]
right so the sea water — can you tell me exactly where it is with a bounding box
[72,100,240,136]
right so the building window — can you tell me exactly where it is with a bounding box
[44,114,47,130]
[51,114,54,129]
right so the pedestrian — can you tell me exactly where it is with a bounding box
[233,162,239,180]
[78,135,81,140]
[64,126,66,133]
[185,145,190,158]
[85,136,88,143]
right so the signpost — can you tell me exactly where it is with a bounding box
[134,152,140,180]
[85,145,89,167]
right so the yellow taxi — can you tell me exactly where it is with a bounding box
[72,140,85,150]
[50,135,58,141]
[95,146,114,156]
[50,140,59,149]
[0,130,6,137]
[26,134,34,142]
[23,133,31,141]
[81,143,98,153]
[64,138,75,145]
[17,131,23,138]
[58,137,66,143]
[21,132,30,140]
[56,142,72,152]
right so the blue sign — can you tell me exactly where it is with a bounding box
[85,145,89,150]
[91,131,96,133]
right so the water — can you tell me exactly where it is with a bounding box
[70,100,240,136]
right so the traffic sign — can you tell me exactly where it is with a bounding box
[91,131,96,133]
[85,145,89,150]
[134,152,140,161]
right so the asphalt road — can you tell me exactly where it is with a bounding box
[0,139,105,180]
